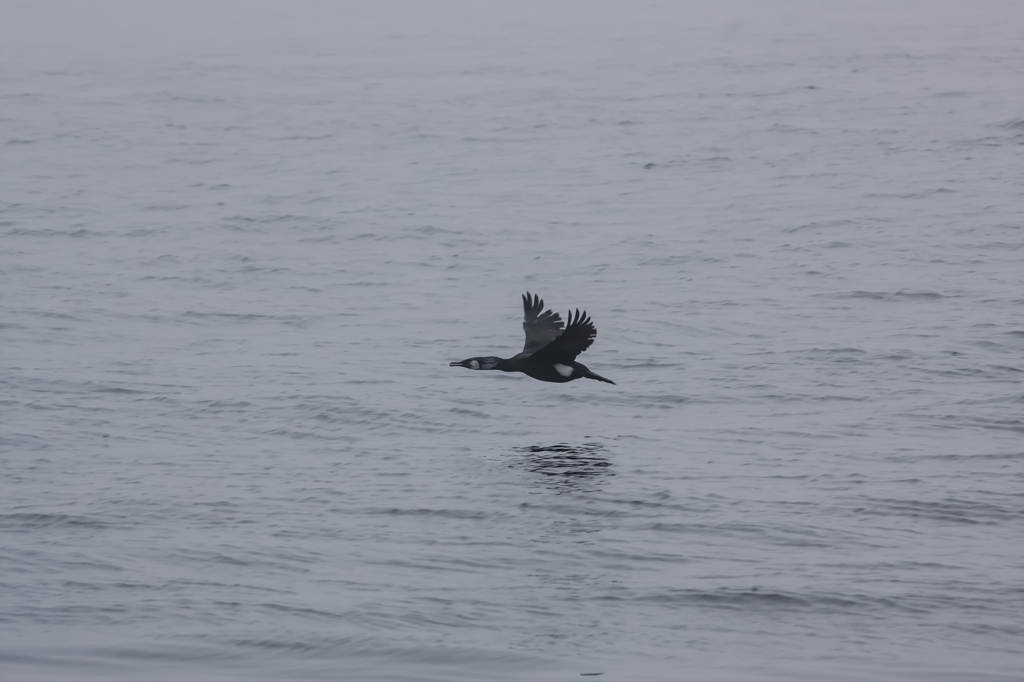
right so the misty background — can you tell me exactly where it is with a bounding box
[2,1,1023,681]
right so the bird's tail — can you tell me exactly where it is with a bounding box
[583,370,616,385]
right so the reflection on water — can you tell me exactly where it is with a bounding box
[513,442,612,492]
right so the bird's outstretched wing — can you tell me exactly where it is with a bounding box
[522,292,564,355]
[533,308,597,362]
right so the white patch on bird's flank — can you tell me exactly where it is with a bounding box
[469,360,480,369]
[554,363,573,377]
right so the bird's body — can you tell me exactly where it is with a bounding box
[450,293,615,385]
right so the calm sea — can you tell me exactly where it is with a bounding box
[2,1,1023,680]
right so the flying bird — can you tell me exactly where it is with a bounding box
[450,293,615,385]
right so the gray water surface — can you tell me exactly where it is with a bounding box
[2,1,1023,680]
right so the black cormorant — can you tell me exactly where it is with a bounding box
[449,293,615,385]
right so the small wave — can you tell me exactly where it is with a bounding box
[955,392,1024,406]
[272,134,334,141]
[782,219,854,234]
[404,225,462,236]
[260,427,359,443]
[902,451,1023,462]
[924,413,1024,433]
[836,290,949,301]
[93,386,147,394]
[363,507,493,520]
[6,227,98,238]
[449,407,490,418]
[0,512,110,530]
[854,497,1023,525]
[182,311,273,321]
[595,587,932,614]
[555,392,697,409]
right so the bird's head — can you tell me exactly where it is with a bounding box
[449,357,502,371]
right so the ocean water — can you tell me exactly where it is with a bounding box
[2,1,1023,680]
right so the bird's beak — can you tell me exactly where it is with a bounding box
[449,361,462,367]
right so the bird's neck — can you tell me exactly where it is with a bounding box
[495,358,515,372]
